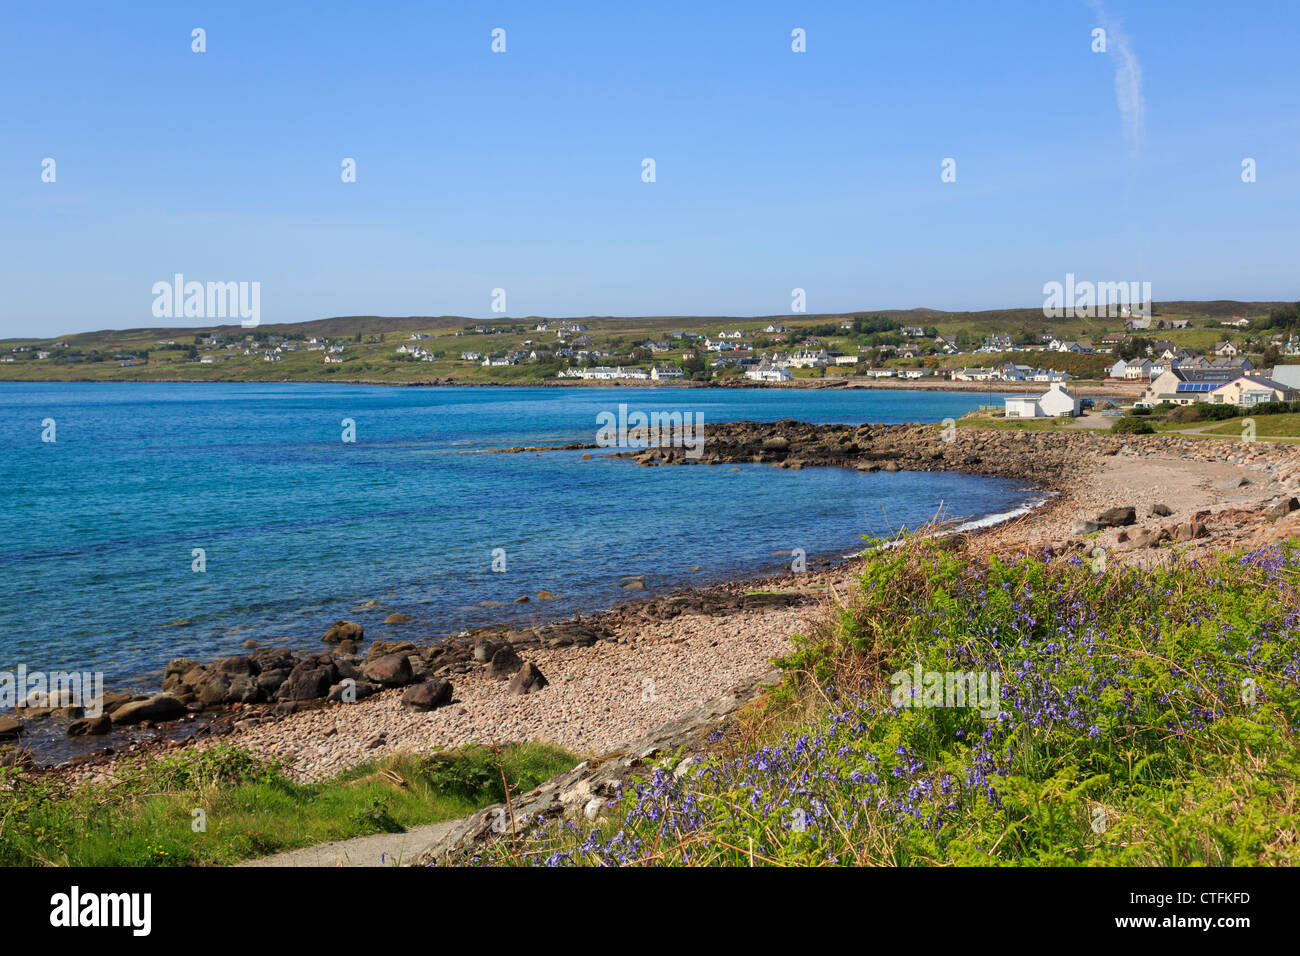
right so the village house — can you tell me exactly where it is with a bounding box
[460,351,482,361]
[650,364,684,380]
[1214,341,1241,357]
[787,349,830,368]
[763,324,790,334]
[1142,367,1247,405]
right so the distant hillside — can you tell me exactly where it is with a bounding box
[5,300,1290,345]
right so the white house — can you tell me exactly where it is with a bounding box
[650,364,684,380]
[1003,382,1080,418]
[745,365,792,382]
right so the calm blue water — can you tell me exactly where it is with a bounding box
[0,383,1032,692]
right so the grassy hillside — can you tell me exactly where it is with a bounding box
[484,538,1300,866]
[0,301,1287,385]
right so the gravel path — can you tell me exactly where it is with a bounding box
[239,820,458,867]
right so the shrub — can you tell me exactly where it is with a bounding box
[1111,416,1155,434]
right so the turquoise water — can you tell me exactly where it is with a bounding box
[0,383,1032,692]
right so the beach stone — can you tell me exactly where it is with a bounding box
[488,645,524,678]
[1267,497,1300,519]
[883,461,900,472]
[322,620,364,645]
[472,640,499,664]
[1218,476,1251,490]
[256,668,292,694]
[401,679,453,712]
[111,695,186,725]
[250,647,296,672]
[165,657,201,678]
[384,613,412,624]
[0,716,22,740]
[1150,503,1173,517]
[227,676,264,704]
[277,664,334,701]
[196,672,232,706]
[1096,506,1136,528]
[507,662,549,696]
[215,655,255,677]
[363,653,414,686]
[1072,519,1101,534]
[327,679,379,703]
[67,714,111,736]
[100,691,133,715]
[761,436,790,452]
[367,640,416,661]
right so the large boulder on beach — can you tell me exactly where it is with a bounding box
[363,653,414,686]
[488,644,524,678]
[111,694,186,725]
[507,662,549,696]
[1096,506,1136,528]
[322,620,364,645]
[401,679,453,712]
[0,716,23,740]
[67,714,111,736]
[196,672,232,706]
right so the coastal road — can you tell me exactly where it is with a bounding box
[237,819,459,867]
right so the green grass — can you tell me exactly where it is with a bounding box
[484,539,1300,866]
[0,740,576,866]
[1200,412,1300,438]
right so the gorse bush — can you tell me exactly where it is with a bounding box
[491,541,1300,866]
[1111,416,1155,435]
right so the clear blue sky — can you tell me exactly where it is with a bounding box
[2,0,1298,337]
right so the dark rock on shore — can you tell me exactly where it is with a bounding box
[68,714,112,736]
[401,679,453,711]
[363,653,414,686]
[0,716,23,740]
[507,662,548,696]
[111,694,186,725]
[1096,506,1137,528]
[488,645,524,678]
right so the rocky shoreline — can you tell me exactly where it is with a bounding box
[9,422,1300,811]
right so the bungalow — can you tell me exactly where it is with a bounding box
[832,355,860,366]
[901,326,926,338]
[864,368,897,379]
[763,324,790,334]
[951,367,997,382]
[323,355,345,364]
[1004,382,1080,418]
[199,355,218,364]
[1209,375,1296,407]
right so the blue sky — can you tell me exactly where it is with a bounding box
[2,0,1298,337]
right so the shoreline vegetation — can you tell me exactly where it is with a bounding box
[4,415,1300,866]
